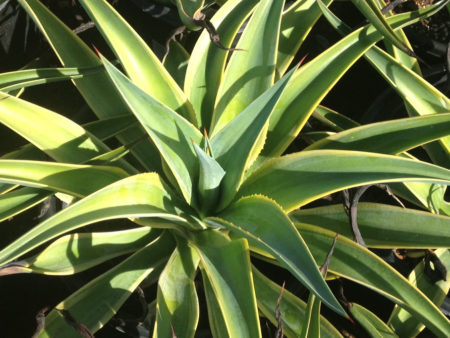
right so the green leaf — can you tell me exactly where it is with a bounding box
[276,0,333,79]
[162,39,190,89]
[154,238,200,338]
[300,292,322,338]
[349,303,398,337]
[211,66,297,209]
[77,0,196,123]
[263,1,448,157]
[0,160,127,198]
[388,249,450,337]
[40,232,175,337]
[0,187,51,223]
[290,202,450,249]
[0,66,102,92]
[18,0,126,120]
[1,227,159,275]
[17,0,161,171]
[0,173,186,266]
[102,57,203,205]
[318,0,450,167]
[0,92,112,164]
[184,0,258,129]
[306,113,450,155]
[192,143,225,215]
[238,150,450,212]
[298,224,450,337]
[192,230,261,338]
[349,0,414,56]
[83,115,137,141]
[211,0,285,133]
[208,195,346,317]
[312,105,359,132]
[253,267,342,338]
[201,265,229,338]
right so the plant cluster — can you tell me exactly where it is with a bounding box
[0,0,449,337]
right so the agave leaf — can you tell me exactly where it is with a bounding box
[300,292,322,338]
[207,195,346,317]
[298,224,450,337]
[211,66,297,209]
[318,0,450,166]
[211,0,284,133]
[276,0,333,79]
[388,249,450,337]
[312,105,359,132]
[163,39,190,89]
[306,114,450,154]
[290,202,450,249]
[0,160,127,198]
[102,57,202,205]
[349,0,413,57]
[200,265,229,338]
[192,230,261,338]
[18,0,126,120]
[253,267,342,338]
[83,115,137,141]
[238,150,450,212]
[0,92,111,164]
[40,232,175,337]
[349,302,398,337]
[0,173,188,266]
[0,66,102,92]
[18,0,161,171]
[185,0,258,129]
[1,227,159,276]
[154,238,200,338]
[263,0,448,157]
[192,143,225,215]
[77,0,196,123]
[0,187,52,223]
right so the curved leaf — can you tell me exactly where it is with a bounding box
[0,173,187,266]
[1,227,159,275]
[18,0,126,119]
[207,195,346,317]
[263,0,448,157]
[238,150,450,212]
[0,92,111,164]
[0,160,127,198]
[192,230,261,338]
[211,66,297,209]
[0,66,101,92]
[0,187,51,223]
[298,224,450,337]
[154,238,199,338]
[211,0,285,133]
[277,0,333,78]
[290,202,450,249]
[17,0,163,171]
[40,232,175,337]
[102,57,202,205]
[306,114,450,154]
[77,0,195,123]
[185,0,258,129]
[349,302,398,337]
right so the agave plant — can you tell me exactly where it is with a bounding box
[0,0,450,336]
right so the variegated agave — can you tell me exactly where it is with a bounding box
[0,0,450,336]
